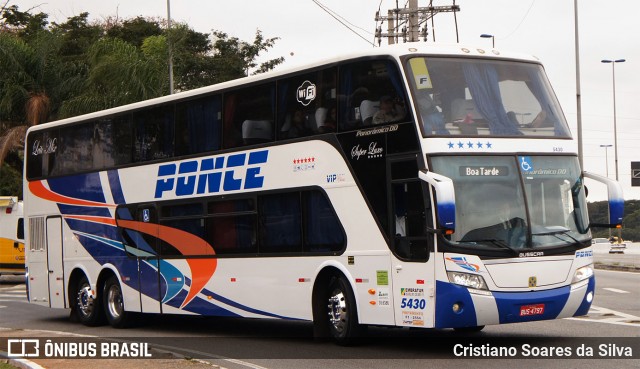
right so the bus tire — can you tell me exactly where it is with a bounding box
[103,275,133,328]
[326,275,364,345]
[74,275,105,326]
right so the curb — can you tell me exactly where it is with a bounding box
[1,354,45,369]
[594,263,640,273]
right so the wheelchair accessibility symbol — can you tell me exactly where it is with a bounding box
[519,156,533,172]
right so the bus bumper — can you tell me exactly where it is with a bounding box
[435,276,595,328]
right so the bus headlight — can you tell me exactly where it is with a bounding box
[447,272,488,290]
[572,264,594,283]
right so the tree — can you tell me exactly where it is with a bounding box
[1,6,286,171]
[211,30,284,81]
[59,36,167,117]
[0,5,88,168]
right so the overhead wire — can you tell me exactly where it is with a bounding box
[311,0,376,46]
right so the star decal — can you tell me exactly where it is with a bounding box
[444,140,494,150]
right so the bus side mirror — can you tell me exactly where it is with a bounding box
[583,171,624,228]
[419,170,456,234]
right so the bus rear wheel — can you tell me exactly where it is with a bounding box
[326,276,364,345]
[74,275,105,326]
[103,275,133,328]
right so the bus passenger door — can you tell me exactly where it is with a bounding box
[117,205,162,314]
[387,156,436,328]
[46,216,66,308]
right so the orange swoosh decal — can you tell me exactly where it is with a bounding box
[116,219,217,308]
[29,181,115,208]
[64,215,117,226]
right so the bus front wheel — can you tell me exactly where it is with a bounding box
[326,276,364,345]
[103,275,133,328]
[74,275,105,326]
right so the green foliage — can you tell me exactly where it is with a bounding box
[0,4,285,194]
[0,161,22,198]
[588,200,640,242]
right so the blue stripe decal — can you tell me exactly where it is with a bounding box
[158,260,185,303]
[74,231,124,252]
[573,276,595,316]
[435,280,477,328]
[59,204,111,217]
[492,286,571,323]
[107,170,126,204]
[64,218,120,241]
[183,296,241,317]
[47,173,106,203]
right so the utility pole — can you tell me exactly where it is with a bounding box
[375,1,460,45]
[167,0,174,95]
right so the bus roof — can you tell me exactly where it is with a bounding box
[28,43,540,132]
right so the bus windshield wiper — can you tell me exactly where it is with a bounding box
[465,238,517,254]
[532,226,582,246]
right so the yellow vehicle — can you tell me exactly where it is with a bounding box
[0,196,25,276]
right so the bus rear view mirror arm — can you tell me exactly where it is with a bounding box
[419,170,456,234]
[583,171,624,228]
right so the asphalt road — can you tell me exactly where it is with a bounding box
[0,269,638,369]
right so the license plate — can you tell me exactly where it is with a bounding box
[520,304,545,316]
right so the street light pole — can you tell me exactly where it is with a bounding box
[574,0,584,169]
[600,143,613,238]
[599,144,612,178]
[480,34,495,48]
[601,59,625,182]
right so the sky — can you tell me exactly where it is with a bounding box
[7,0,640,201]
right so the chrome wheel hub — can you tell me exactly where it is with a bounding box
[77,283,95,317]
[327,290,347,333]
[106,284,123,319]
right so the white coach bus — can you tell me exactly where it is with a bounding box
[24,44,623,344]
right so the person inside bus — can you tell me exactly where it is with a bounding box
[285,109,313,138]
[418,91,449,135]
[318,106,337,133]
[526,110,553,128]
[372,95,405,125]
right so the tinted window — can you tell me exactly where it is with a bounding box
[133,106,174,162]
[207,199,257,254]
[304,191,344,252]
[223,83,275,148]
[259,192,302,253]
[175,95,222,156]
[277,68,337,139]
[339,59,408,130]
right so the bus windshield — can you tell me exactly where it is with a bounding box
[406,57,571,138]
[430,156,590,252]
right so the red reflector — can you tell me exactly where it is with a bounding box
[230,278,236,282]
[416,280,425,284]
[5,208,11,214]
[355,278,363,283]
[298,278,306,282]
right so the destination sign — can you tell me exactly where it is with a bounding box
[459,166,509,177]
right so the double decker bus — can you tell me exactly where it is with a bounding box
[24,44,623,343]
[0,196,25,276]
